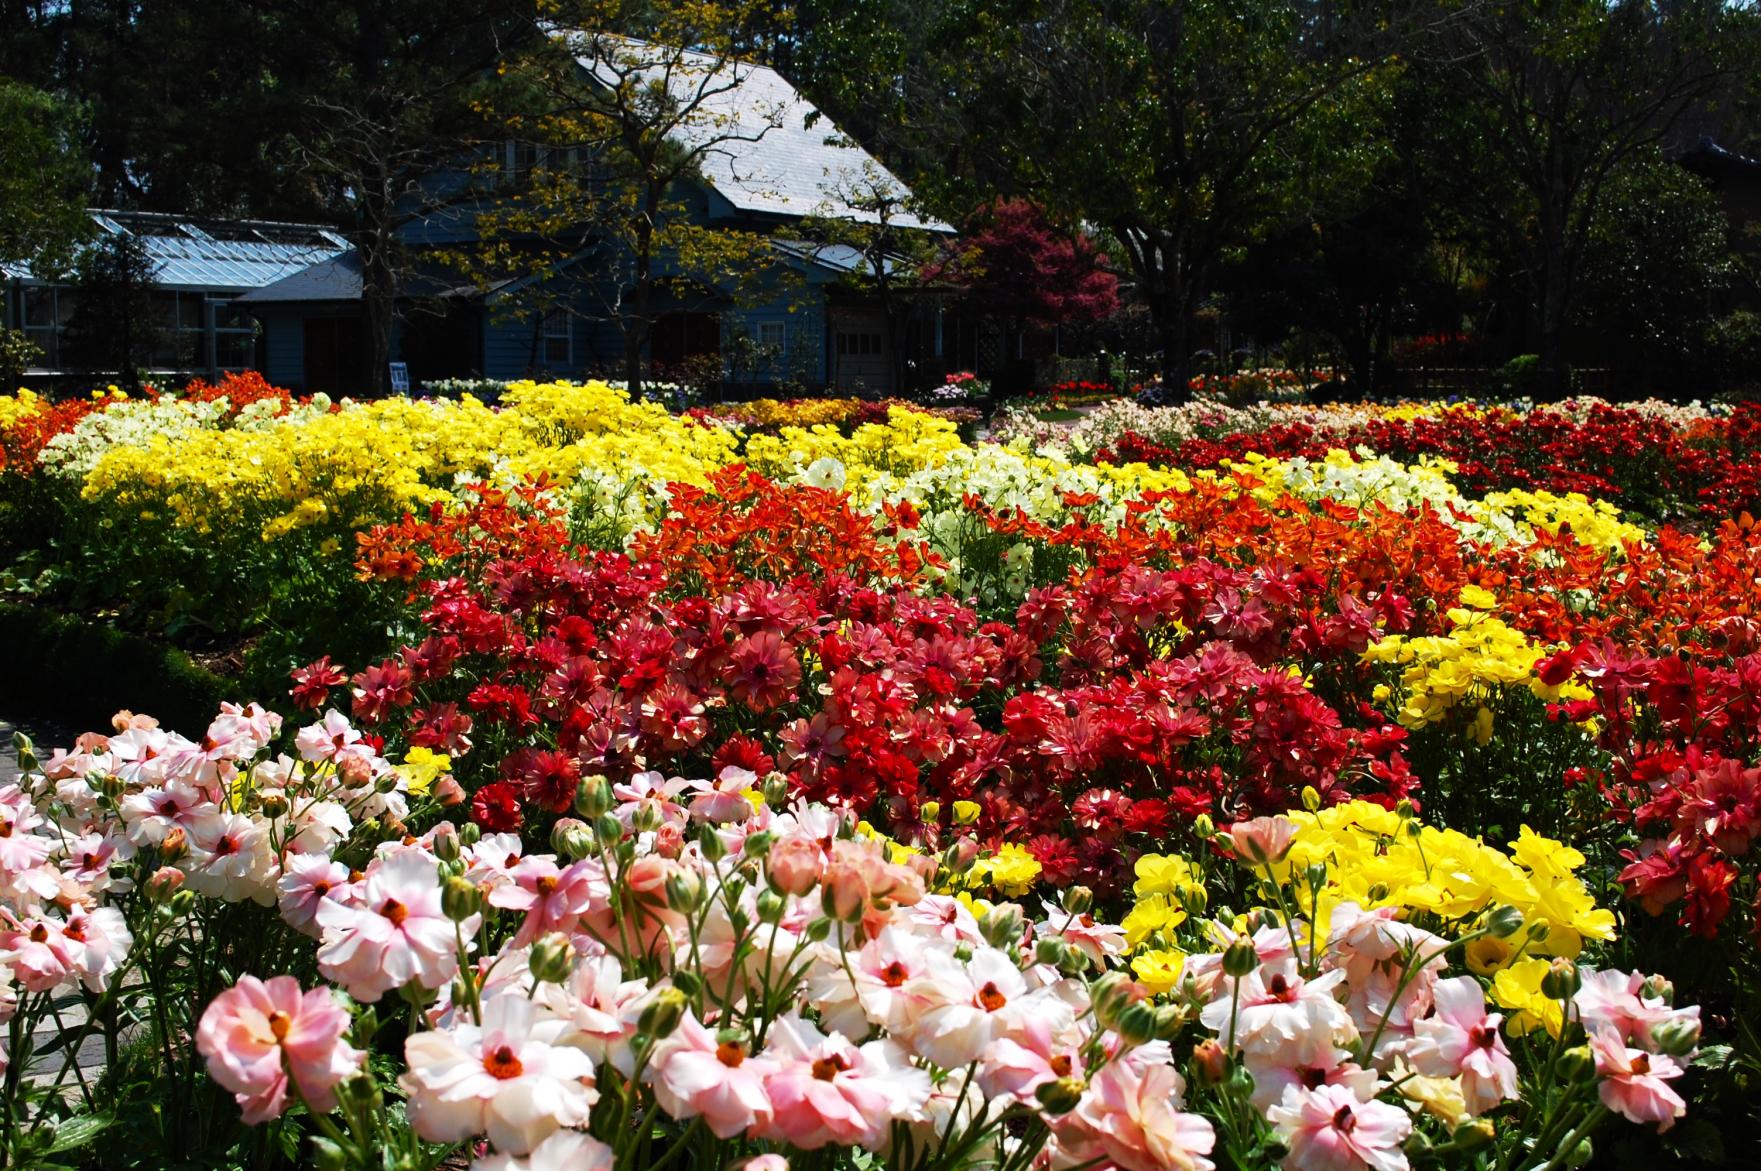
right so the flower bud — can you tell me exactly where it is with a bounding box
[575,774,613,819]
[1178,884,1208,916]
[1034,1076,1086,1115]
[638,987,689,1040]
[374,773,399,795]
[952,800,981,825]
[259,793,288,819]
[442,876,482,922]
[1484,904,1524,938]
[528,933,576,984]
[1222,936,1260,979]
[941,837,979,876]
[1651,1017,1701,1056]
[631,800,663,833]
[1641,975,1675,1004]
[1450,1118,1496,1154]
[98,772,124,801]
[804,916,833,943]
[311,1137,348,1171]
[432,822,461,862]
[1365,882,1390,903]
[433,776,467,806]
[1090,972,1143,1032]
[458,821,481,847]
[743,830,774,859]
[1540,957,1580,1001]
[551,818,592,860]
[666,872,705,913]
[1192,814,1215,840]
[11,732,35,773]
[1396,798,1416,819]
[144,866,185,904]
[1558,1044,1596,1085]
[595,811,626,844]
[1191,1039,1229,1087]
[980,902,1026,949]
[756,889,785,923]
[167,889,197,917]
[698,822,727,864]
[342,1072,382,1109]
[1115,1001,1159,1047]
[1063,886,1094,916]
[159,826,188,863]
[672,969,703,998]
[1300,786,1321,812]
[761,772,790,807]
[1153,1004,1186,1041]
[1563,1137,1593,1169]
[919,800,942,823]
[397,980,434,1011]
[1035,937,1069,967]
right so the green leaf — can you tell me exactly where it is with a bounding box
[45,1112,116,1155]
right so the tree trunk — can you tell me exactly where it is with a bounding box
[1158,298,1192,403]
[359,186,397,396]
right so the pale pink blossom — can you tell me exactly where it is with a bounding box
[195,975,362,1123]
[649,1010,779,1137]
[1070,1059,1216,1171]
[613,772,690,829]
[402,993,597,1154]
[118,781,211,847]
[902,894,984,944]
[184,811,275,904]
[534,952,646,1073]
[1035,899,1127,966]
[487,856,609,947]
[1199,960,1351,1058]
[277,855,355,937]
[0,911,75,991]
[56,906,132,991]
[1230,815,1298,866]
[1241,1002,1377,1112]
[316,850,474,1002]
[759,1014,931,1149]
[470,1130,613,1171]
[1266,1082,1412,1171]
[905,946,1045,1068]
[1575,969,1699,1050]
[294,710,366,763]
[685,766,758,824]
[1327,904,1449,1051]
[806,925,946,1037]
[0,799,53,874]
[1591,1030,1686,1131]
[1402,976,1517,1115]
[977,1000,1085,1103]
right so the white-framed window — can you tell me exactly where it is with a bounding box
[541,309,572,366]
[757,319,786,353]
[22,286,72,369]
[213,299,258,370]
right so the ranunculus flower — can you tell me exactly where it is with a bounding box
[648,1010,779,1138]
[316,851,474,1002]
[470,1129,613,1171]
[402,993,598,1155]
[1266,1082,1412,1171]
[1070,1059,1216,1171]
[196,975,362,1123]
[1591,1029,1686,1131]
[1402,975,1517,1115]
[759,1014,931,1149]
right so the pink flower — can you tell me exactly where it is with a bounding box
[1266,1082,1412,1171]
[766,833,826,898]
[294,710,365,763]
[977,1001,1085,1104]
[806,925,943,1038]
[316,851,474,1003]
[1402,976,1517,1115]
[648,1010,779,1138]
[1574,968,1698,1050]
[1229,815,1298,866]
[904,946,1043,1068]
[277,855,355,937]
[733,1158,790,1171]
[486,856,609,947]
[55,906,132,992]
[1591,1030,1686,1131]
[470,1130,613,1171]
[1240,1004,1376,1113]
[1070,1060,1216,1171]
[759,1014,931,1149]
[402,993,598,1154]
[196,975,362,1123]
[0,911,75,991]
[685,766,759,824]
[1199,960,1350,1058]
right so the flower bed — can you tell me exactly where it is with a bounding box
[4,377,1761,1168]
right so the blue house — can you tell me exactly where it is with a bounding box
[241,43,960,396]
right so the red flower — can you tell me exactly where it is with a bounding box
[470,782,523,833]
[1682,853,1738,938]
[726,631,803,711]
[290,656,348,711]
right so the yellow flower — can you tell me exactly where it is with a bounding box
[972,843,1042,897]
[1492,957,1566,1037]
[399,746,451,796]
[1131,948,1187,995]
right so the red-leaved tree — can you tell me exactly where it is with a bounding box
[925,199,1120,341]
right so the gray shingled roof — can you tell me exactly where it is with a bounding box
[564,34,951,232]
[2,210,348,289]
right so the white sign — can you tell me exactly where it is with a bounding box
[389,362,410,393]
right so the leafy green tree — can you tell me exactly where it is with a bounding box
[0,79,91,277]
[791,0,1398,399]
[1421,0,1750,397]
